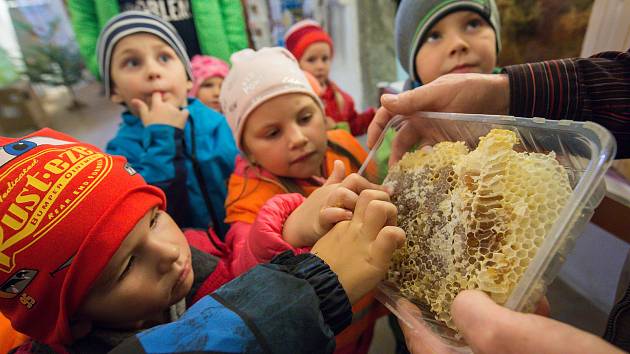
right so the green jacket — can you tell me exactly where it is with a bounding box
[67,0,249,78]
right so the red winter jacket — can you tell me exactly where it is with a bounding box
[321,80,376,136]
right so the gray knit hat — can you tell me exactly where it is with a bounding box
[395,0,501,84]
[96,11,193,97]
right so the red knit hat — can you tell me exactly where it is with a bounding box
[0,129,165,346]
[284,19,334,61]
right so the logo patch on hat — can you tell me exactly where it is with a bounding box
[0,269,37,298]
[0,142,113,273]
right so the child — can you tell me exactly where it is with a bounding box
[0,128,404,353]
[220,47,382,354]
[396,0,501,88]
[189,55,229,113]
[99,11,237,237]
[284,20,376,136]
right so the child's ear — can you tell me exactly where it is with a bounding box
[110,85,124,104]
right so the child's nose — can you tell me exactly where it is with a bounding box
[153,241,180,273]
[288,127,308,148]
[146,60,163,80]
[448,34,470,56]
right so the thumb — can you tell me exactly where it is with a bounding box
[131,99,149,118]
[370,226,405,270]
[324,160,346,185]
[380,87,428,115]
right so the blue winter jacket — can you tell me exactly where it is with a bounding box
[106,99,237,237]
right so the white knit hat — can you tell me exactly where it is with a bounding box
[220,47,324,150]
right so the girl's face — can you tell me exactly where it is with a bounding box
[242,93,327,178]
[197,76,224,112]
[298,42,332,87]
[415,11,496,84]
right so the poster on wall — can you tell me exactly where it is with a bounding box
[266,0,327,46]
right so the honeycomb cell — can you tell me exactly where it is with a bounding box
[385,129,572,331]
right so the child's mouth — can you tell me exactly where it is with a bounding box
[449,64,476,74]
[291,151,316,164]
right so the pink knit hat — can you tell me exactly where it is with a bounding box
[220,47,324,150]
[189,55,230,97]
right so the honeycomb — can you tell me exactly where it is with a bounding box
[385,129,572,330]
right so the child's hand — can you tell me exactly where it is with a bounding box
[132,92,189,129]
[282,160,388,248]
[311,188,405,304]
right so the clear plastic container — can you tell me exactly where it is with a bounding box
[360,112,617,353]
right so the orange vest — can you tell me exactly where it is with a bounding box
[225,129,383,352]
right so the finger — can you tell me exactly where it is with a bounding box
[534,296,551,317]
[148,91,164,111]
[367,106,396,148]
[381,86,432,115]
[389,123,425,166]
[353,189,391,221]
[340,173,388,194]
[324,160,346,185]
[131,99,149,118]
[369,225,405,270]
[361,200,397,240]
[319,207,353,231]
[326,187,358,211]
[452,290,620,354]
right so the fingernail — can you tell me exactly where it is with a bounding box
[384,185,394,195]
[382,94,399,105]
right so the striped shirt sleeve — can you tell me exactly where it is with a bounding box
[504,50,630,158]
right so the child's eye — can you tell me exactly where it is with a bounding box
[467,19,483,30]
[124,58,140,68]
[202,82,215,88]
[298,114,312,125]
[158,53,171,63]
[321,56,329,63]
[425,31,441,43]
[265,128,280,139]
[150,211,160,229]
[119,256,135,280]
[307,57,317,63]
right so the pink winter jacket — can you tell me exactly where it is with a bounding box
[225,193,311,276]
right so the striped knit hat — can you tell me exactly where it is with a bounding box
[97,11,193,98]
[395,0,501,84]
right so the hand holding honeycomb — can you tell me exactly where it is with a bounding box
[385,129,572,330]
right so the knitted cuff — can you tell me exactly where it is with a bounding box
[271,251,352,335]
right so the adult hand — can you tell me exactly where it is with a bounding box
[367,74,510,164]
[399,289,622,354]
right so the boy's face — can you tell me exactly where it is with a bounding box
[415,11,496,84]
[197,76,224,113]
[242,93,327,179]
[110,33,192,115]
[298,42,332,87]
[77,206,193,331]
